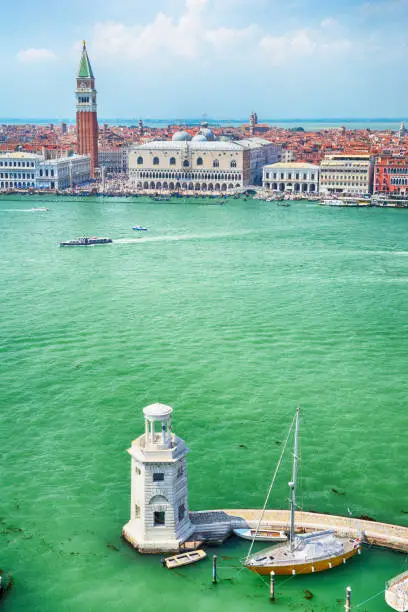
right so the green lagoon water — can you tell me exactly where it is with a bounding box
[1,195,407,611]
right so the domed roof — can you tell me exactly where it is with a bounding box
[192,134,208,142]
[143,403,173,419]
[172,130,192,142]
[200,127,216,141]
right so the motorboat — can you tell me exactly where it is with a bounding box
[132,226,148,231]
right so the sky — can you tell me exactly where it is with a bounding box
[1,0,408,119]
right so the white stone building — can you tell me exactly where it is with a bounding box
[263,162,319,193]
[0,152,91,190]
[36,155,91,189]
[281,149,295,163]
[128,125,281,192]
[0,152,40,190]
[319,154,374,195]
[122,403,195,553]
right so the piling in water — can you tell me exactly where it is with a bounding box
[212,555,217,584]
[270,571,275,602]
[345,586,351,612]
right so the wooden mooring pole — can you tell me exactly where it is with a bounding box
[212,555,217,584]
[345,586,351,612]
[270,571,276,602]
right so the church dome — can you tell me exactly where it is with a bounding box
[200,128,216,141]
[172,131,192,141]
[192,134,208,141]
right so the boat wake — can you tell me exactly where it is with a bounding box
[0,208,49,212]
[114,230,254,245]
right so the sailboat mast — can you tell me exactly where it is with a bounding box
[289,406,300,552]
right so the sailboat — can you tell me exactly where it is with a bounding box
[244,407,361,576]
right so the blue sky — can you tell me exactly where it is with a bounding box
[1,0,408,119]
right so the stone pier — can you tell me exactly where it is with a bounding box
[188,509,408,553]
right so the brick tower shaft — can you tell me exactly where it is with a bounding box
[75,41,98,177]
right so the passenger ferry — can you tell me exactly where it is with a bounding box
[59,237,112,247]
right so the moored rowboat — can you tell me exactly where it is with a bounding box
[164,549,206,569]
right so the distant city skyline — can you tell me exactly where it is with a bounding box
[1,0,408,119]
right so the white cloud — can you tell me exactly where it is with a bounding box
[205,24,260,53]
[320,17,339,29]
[16,48,57,63]
[93,0,208,60]
[260,27,352,66]
[89,0,357,69]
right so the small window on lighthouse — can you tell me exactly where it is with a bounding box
[178,504,185,521]
[134,504,141,518]
[154,511,165,526]
[153,473,164,482]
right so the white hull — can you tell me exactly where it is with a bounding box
[233,528,287,542]
[385,571,408,611]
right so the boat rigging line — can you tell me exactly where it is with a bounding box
[245,410,297,563]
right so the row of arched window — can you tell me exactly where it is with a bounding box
[136,156,237,169]
[131,170,242,181]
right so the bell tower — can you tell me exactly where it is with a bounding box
[75,41,98,177]
[122,403,195,553]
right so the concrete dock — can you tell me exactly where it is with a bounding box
[189,509,408,553]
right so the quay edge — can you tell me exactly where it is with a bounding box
[123,509,408,555]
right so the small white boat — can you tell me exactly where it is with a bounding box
[132,226,148,231]
[385,570,408,611]
[164,549,207,569]
[234,528,287,542]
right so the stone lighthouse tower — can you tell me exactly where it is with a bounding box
[75,41,98,177]
[122,403,195,553]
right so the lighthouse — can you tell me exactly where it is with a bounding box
[122,403,195,553]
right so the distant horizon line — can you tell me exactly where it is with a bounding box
[0,117,407,124]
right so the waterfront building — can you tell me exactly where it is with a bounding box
[238,137,281,184]
[0,151,90,190]
[374,156,408,195]
[122,403,194,553]
[0,152,40,189]
[319,154,374,195]
[98,147,129,174]
[36,155,91,189]
[128,127,280,192]
[75,41,98,177]
[263,161,319,193]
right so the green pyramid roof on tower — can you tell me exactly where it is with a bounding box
[78,41,94,78]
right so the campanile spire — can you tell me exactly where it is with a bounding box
[75,41,98,177]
